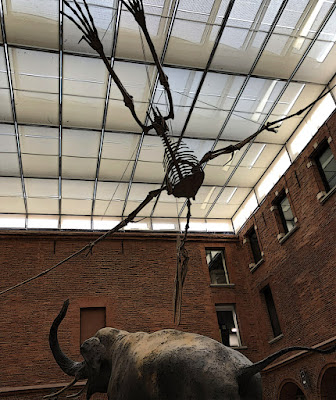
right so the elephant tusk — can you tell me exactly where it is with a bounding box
[43,378,78,399]
[66,380,88,398]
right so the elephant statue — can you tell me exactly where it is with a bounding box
[47,300,336,400]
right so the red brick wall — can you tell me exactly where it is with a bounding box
[0,231,256,399]
[239,111,336,399]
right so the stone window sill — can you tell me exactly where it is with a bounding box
[318,185,336,204]
[210,283,235,288]
[278,225,299,244]
[249,258,264,273]
[268,334,284,345]
[232,346,247,350]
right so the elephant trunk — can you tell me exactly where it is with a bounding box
[237,344,336,390]
[49,299,88,379]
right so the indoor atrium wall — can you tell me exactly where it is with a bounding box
[0,112,335,400]
[238,110,336,399]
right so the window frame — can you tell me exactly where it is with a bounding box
[261,285,282,339]
[246,226,263,265]
[314,141,336,193]
[205,248,230,285]
[215,304,242,348]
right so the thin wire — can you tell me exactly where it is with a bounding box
[101,7,117,41]
[101,144,139,218]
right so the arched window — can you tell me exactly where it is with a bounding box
[279,382,306,400]
[320,367,336,400]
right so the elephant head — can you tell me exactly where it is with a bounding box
[47,300,336,400]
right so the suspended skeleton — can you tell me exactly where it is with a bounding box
[0,0,333,322]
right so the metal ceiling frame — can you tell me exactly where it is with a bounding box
[58,0,64,228]
[0,0,28,227]
[228,2,336,226]
[176,0,289,219]
[90,0,122,229]
[0,0,335,230]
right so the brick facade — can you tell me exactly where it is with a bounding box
[0,112,335,399]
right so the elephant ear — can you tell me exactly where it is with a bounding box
[80,337,106,375]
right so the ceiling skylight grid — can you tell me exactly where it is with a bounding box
[205,0,336,222]
[0,0,27,225]
[0,0,335,232]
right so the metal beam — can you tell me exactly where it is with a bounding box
[91,0,122,229]
[0,0,28,226]
[58,0,64,229]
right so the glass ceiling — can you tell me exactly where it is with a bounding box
[0,0,335,233]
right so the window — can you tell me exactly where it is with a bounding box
[80,307,106,343]
[315,144,336,192]
[261,286,282,338]
[205,249,229,285]
[216,305,241,347]
[276,194,295,234]
[247,227,262,264]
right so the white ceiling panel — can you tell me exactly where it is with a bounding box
[63,95,105,129]
[98,159,133,181]
[62,179,94,199]
[132,161,165,183]
[62,157,97,180]
[15,91,58,125]
[63,55,108,98]
[138,136,165,163]
[0,46,8,88]
[22,154,58,178]
[4,0,58,49]
[62,129,100,158]
[94,199,125,216]
[62,199,92,215]
[0,177,22,196]
[10,48,58,93]
[0,132,16,152]
[105,99,147,132]
[25,178,58,198]
[207,202,240,219]
[20,126,58,155]
[95,181,128,201]
[0,153,20,176]
[102,132,139,160]
[27,198,59,214]
[0,196,25,213]
[0,89,13,122]
[229,165,266,187]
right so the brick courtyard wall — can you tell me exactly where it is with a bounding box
[0,231,256,399]
[238,112,336,399]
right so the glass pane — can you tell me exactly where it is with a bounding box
[206,249,228,284]
[280,196,295,232]
[216,309,239,347]
[318,146,336,190]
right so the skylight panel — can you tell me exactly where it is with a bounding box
[206,219,234,233]
[25,178,58,198]
[0,177,22,197]
[62,199,92,215]
[256,149,291,201]
[289,93,335,158]
[62,157,97,180]
[0,89,14,122]
[232,191,258,231]
[124,222,149,230]
[0,47,8,88]
[22,155,58,178]
[0,214,25,229]
[0,153,20,176]
[61,216,91,230]
[20,126,59,156]
[180,220,207,232]
[92,217,121,230]
[62,180,94,200]
[102,132,140,161]
[27,215,59,229]
[0,197,25,213]
[62,129,100,158]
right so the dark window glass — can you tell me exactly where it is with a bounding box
[216,308,240,347]
[262,286,282,338]
[278,196,295,234]
[248,228,262,263]
[316,146,336,192]
[206,249,229,284]
[80,307,106,343]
